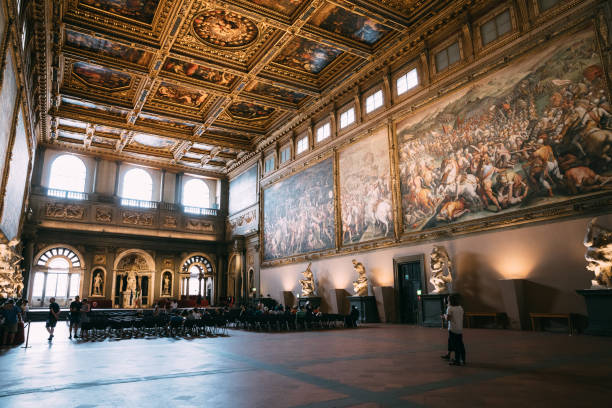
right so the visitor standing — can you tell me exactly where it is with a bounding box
[442,294,466,366]
[1,299,22,346]
[46,297,60,341]
[69,296,82,339]
[80,299,90,339]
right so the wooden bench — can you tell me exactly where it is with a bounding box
[464,312,507,329]
[529,313,575,335]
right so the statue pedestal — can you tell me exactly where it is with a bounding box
[348,296,379,323]
[298,296,321,310]
[577,289,612,336]
[420,294,447,327]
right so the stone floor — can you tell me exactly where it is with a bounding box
[0,323,610,407]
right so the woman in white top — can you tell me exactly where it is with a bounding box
[443,294,466,366]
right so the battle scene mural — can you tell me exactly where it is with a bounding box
[72,62,132,90]
[264,158,335,260]
[227,102,275,120]
[192,10,259,48]
[162,58,236,87]
[340,128,394,244]
[250,0,303,16]
[79,0,160,24]
[274,37,343,74]
[229,164,257,215]
[397,30,611,233]
[244,81,307,104]
[310,4,390,46]
[65,29,152,66]
[154,83,208,109]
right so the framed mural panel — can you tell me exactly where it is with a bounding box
[339,127,394,245]
[396,28,611,236]
[229,164,257,215]
[263,157,335,261]
[1,105,31,241]
[0,48,17,197]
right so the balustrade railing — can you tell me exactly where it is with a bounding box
[46,188,88,200]
[119,198,159,209]
[183,206,219,216]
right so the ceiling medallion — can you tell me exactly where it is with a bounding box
[192,10,259,49]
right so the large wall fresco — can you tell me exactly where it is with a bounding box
[1,109,29,240]
[397,29,610,233]
[263,158,335,260]
[339,128,394,244]
[0,51,17,193]
[229,164,258,215]
[310,4,390,46]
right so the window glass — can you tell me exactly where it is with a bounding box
[397,68,419,95]
[296,136,309,154]
[265,156,275,173]
[365,90,384,113]
[69,274,80,297]
[435,42,460,72]
[316,122,331,142]
[48,154,87,192]
[481,10,512,46]
[121,168,153,201]
[48,257,70,270]
[32,272,45,297]
[280,146,291,163]
[340,107,355,128]
[182,178,210,208]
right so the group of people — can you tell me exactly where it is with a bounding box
[44,296,92,341]
[0,298,27,347]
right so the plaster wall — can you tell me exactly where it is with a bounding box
[260,215,612,317]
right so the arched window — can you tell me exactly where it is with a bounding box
[31,247,83,307]
[180,255,213,298]
[121,168,153,203]
[183,178,210,209]
[48,154,86,195]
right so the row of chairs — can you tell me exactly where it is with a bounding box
[79,313,228,339]
[231,312,353,331]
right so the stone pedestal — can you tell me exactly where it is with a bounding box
[373,286,395,323]
[498,279,529,330]
[348,296,379,323]
[333,289,350,315]
[298,296,321,310]
[281,291,295,308]
[420,294,446,327]
[577,289,612,336]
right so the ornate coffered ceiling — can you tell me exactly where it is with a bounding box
[36,0,446,174]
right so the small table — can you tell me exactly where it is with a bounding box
[464,312,507,329]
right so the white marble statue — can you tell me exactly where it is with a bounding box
[93,273,103,296]
[122,267,141,308]
[352,259,368,296]
[163,274,171,295]
[299,262,316,297]
[584,217,612,289]
[429,245,453,294]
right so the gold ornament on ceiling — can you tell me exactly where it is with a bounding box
[191,10,259,49]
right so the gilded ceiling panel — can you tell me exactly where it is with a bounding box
[248,0,305,17]
[227,101,276,121]
[64,29,153,68]
[152,82,209,109]
[71,61,132,90]
[308,4,391,46]
[130,133,177,151]
[78,0,161,25]
[161,58,238,90]
[272,37,343,74]
[61,96,130,119]
[192,10,259,48]
[243,81,308,105]
[136,112,195,131]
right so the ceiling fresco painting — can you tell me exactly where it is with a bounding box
[309,4,391,45]
[249,0,304,16]
[273,37,343,74]
[65,29,153,67]
[58,118,88,129]
[227,102,275,120]
[162,58,237,88]
[79,0,161,24]
[154,82,208,109]
[41,0,421,174]
[244,82,307,104]
[191,10,259,48]
[131,133,177,150]
[72,62,132,90]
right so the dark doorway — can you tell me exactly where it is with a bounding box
[394,255,425,324]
